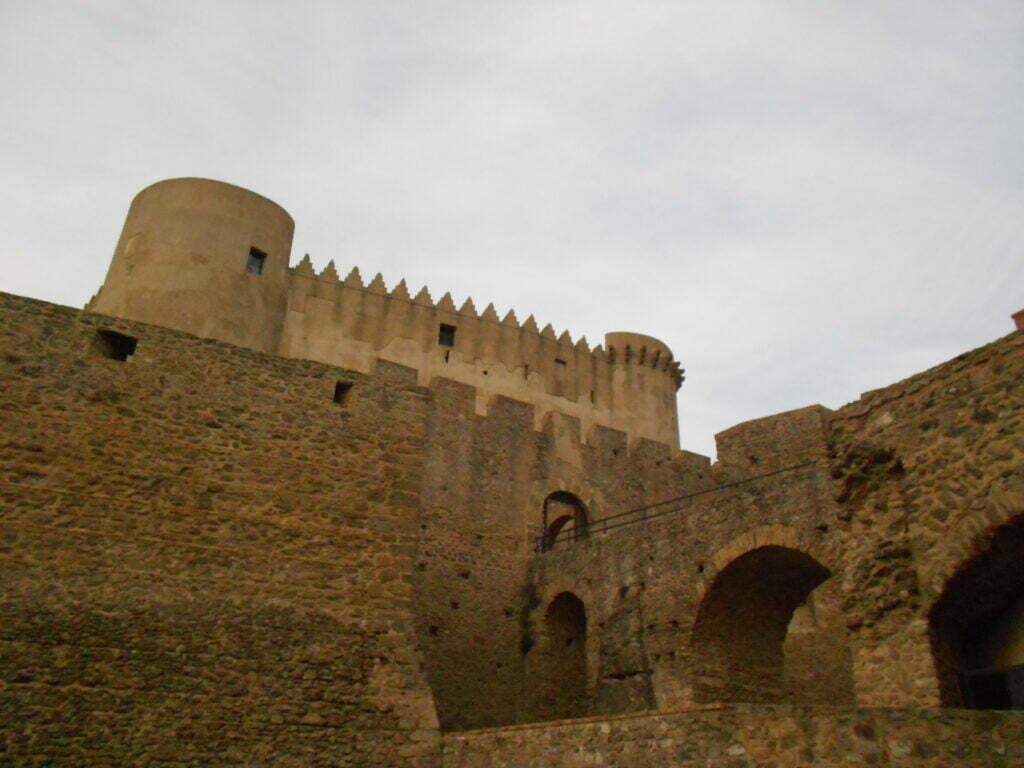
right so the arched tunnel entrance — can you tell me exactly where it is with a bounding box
[691,545,854,704]
[524,591,588,721]
[929,513,1024,709]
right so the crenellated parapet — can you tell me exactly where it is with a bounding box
[89,177,685,448]
[605,333,685,390]
[279,257,684,447]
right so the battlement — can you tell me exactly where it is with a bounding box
[281,257,683,447]
[90,178,686,448]
[287,257,682,384]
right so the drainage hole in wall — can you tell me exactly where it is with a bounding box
[95,329,137,361]
[333,381,354,404]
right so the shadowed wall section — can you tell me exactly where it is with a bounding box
[524,592,588,722]
[691,545,852,704]
[929,513,1024,708]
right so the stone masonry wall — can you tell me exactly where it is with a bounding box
[526,410,849,717]
[443,705,1024,768]
[0,293,440,767]
[829,329,1024,707]
[2,287,1021,765]
[520,330,1023,721]
[413,391,710,730]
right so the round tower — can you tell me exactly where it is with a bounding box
[604,332,684,448]
[90,178,294,353]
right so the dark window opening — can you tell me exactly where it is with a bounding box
[247,247,267,274]
[540,491,590,552]
[333,381,353,404]
[95,329,137,361]
[438,323,456,347]
[555,358,567,366]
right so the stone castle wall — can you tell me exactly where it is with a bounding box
[514,326,1024,724]
[90,178,685,450]
[829,329,1024,708]
[280,260,683,448]
[2,283,1022,766]
[523,408,849,718]
[443,705,1024,767]
[412,378,708,730]
[0,293,439,767]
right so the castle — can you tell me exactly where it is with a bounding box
[2,177,1022,766]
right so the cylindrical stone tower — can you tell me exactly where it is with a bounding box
[90,178,294,353]
[604,332,684,448]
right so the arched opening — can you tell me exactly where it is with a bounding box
[691,545,853,704]
[929,513,1024,709]
[542,491,589,551]
[525,592,588,721]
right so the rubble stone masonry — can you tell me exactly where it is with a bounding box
[0,293,439,766]
[1,285,1023,766]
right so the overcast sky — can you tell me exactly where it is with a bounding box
[2,1,1022,458]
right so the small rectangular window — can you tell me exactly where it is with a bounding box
[247,247,267,274]
[555,358,567,366]
[333,381,353,404]
[438,323,456,347]
[95,329,137,361]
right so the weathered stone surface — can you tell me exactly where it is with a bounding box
[1,248,1022,764]
[0,294,440,767]
[442,706,1024,767]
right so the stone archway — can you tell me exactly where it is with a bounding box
[928,511,1024,709]
[541,491,589,551]
[524,591,589,722]
[691,540,853,704]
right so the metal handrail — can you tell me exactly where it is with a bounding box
[535,461,815,553]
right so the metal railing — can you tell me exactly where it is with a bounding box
[534,462,815,553]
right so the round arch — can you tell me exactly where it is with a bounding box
[524,591,589,721]
[922,488,1024,599]
[541,491,590,551]
[928,511,1024,709]
[691,541,853,705]
[696,525,834,599]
